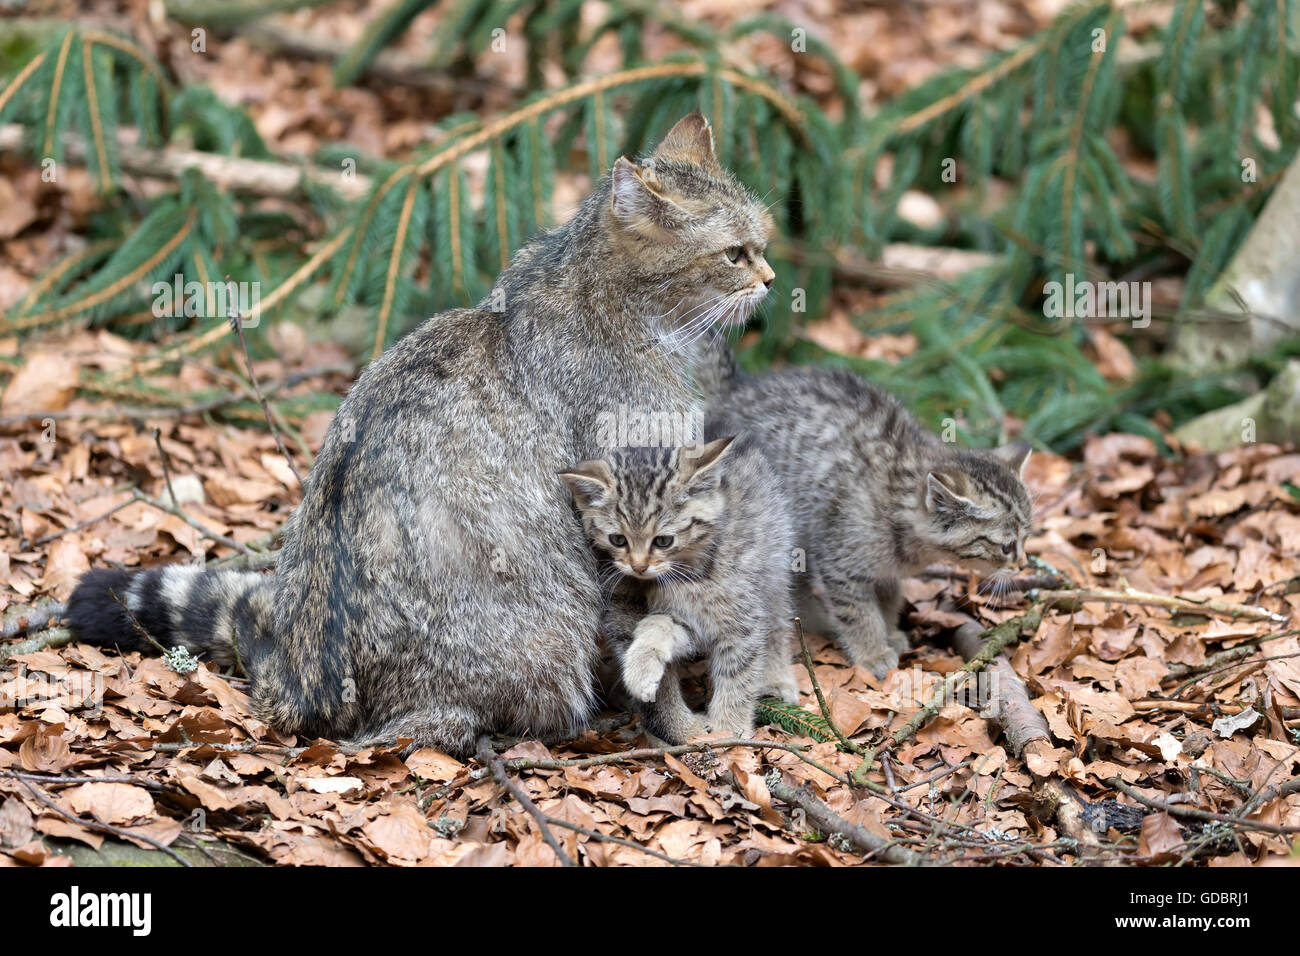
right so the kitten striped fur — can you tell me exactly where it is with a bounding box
[713,367,1033,677]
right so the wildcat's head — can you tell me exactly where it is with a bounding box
[560,437,734,581]
[606,112,775,336]
[918,443,1034,574]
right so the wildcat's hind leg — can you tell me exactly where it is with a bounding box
[874,578,910,654]
[814,567,899,678]
[759,621,800,704]
[706,632,765,737]
[358,706,483,757]
[639,664,709,744]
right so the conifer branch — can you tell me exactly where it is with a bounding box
[10,210,197,331]
[42,29,75,158]
[0,51,47,118]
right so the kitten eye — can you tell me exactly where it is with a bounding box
[1002,540,1016,555]
[725,245,745,264]
[608,533,627,548]
[652,534,674,548]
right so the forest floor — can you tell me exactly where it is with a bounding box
[0,331,1297,867]
[2,0,1298,867]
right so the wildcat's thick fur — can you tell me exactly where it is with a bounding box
[562,438,798,743]
[66,113,777,755]
[713,367,1033,676]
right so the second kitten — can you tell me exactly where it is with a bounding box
[714,367,1034,677]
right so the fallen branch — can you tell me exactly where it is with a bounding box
[1,627,74,661]
[1,601,66,639]
[939,601,1118,863]
[766,774,922,865]
[849,608,1043,786]
[1035,586,1287,624]
[1107,777,1300,836]
[0,123,371,200]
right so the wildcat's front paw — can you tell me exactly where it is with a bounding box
[622,615,679,702]
[761,667,801,706]
[852,646,900,680]
[885,628,910,653]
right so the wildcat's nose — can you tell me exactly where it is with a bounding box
[631,562,648,574]
[756,258,775,288]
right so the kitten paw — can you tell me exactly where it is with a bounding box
[761,674,801,706]
[885,628,910,653]
[852,647,900,680]
[623,647,666,702]
[623,615,679,702]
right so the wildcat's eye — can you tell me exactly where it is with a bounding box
[725,245,745,264]
[608,533,627,548]
[1002,540,1016,555]
[653,534,674,548]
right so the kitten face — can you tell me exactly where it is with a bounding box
[608,113,775,334]
[921,444,1034,574]
[560,438,734,582]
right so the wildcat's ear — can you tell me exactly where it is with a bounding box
[924,471,977,515]
[652,111,719,169]
[610,156,688,231]
[994,441,1032,478]
[559,460,614,508]
[680,436,734,492]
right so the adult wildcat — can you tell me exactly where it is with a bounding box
[66,112,778,755]
[713,367,1033,676]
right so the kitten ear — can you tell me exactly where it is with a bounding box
[610,156,687,230]
[994,441,1032,478]
[559,460,614,508]
[652,111,719,169]
[924,471,976,515]
[680,436,734,492]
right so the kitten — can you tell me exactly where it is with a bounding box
[67,112,779,756]
[712,366,1033,677]
[561,437,798,744]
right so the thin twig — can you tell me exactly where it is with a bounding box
[132,489,250,555]
[17,777,191,867]
[22,496,137,549]
[793,617,860,754]
[495,736,838,782]
[228,310,304,487]
[0,770,170,793]
[152,427,179,509]
[540,816,709,867]
[476,736,575,867]
[1035,586,1287,623]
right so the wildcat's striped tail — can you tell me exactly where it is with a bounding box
[65,565,275,671]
